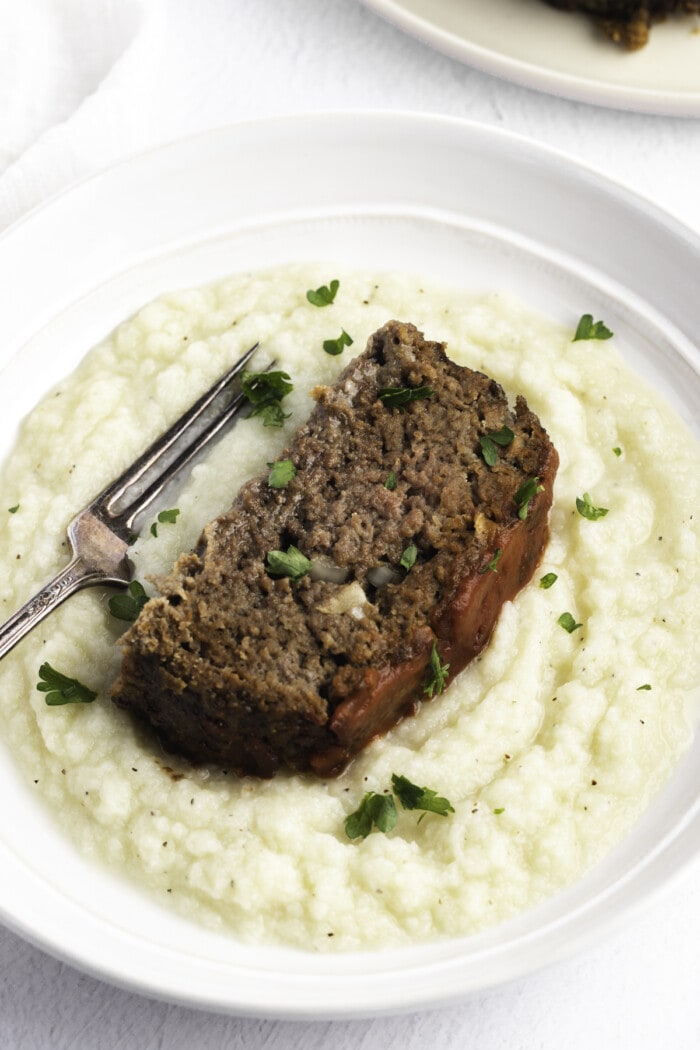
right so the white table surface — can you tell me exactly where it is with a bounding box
[1,1,699,1047]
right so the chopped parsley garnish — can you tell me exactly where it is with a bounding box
[391,774,454,819]
[479,548,503,574]
[150,507,180,537]
[493,807,505,815]
[480,426,515,467]
[514,477,543,520]
[384,471,397,490]
[109,580,148,622]
[158,508,180,524]
[378,385,434,410]
[344,791,397,840]
[637,683,652,691]
[400,544,418,572]
[345,776,454,839]
[241,369,293,428]
[613,447,622,457]
[576,492,609,521]
[37,663,97,706]
[8,504,19,514]
[267,459,296,489]
[306,280,339,307]
[323,329,353,356]
[265,544,312,580]
[424,643,449,698]
[539,572,558,589]
[558,612,582,634]
[480,438,498,468]
[573,314,614,342]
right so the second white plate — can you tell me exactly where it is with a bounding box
[361,0,700,115]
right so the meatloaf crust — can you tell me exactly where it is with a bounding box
[111,321,558,777]
[544,0,700,48]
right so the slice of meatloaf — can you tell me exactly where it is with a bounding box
[544,0,700,49]
[111,321,558,778]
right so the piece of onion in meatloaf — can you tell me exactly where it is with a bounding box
[111,320,559,778]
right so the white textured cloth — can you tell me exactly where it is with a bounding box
[0,0,144,173]
[1,2,699,1049]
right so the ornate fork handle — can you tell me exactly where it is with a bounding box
[0,559,112,660]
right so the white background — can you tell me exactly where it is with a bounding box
[0,1,699,1047]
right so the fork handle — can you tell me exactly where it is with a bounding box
[0,558,106,660]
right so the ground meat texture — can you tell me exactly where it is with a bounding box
[111,321,559,777]
[544,0,700,48]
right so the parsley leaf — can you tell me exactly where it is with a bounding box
[424,642,449,698]
[480,426,515,467]
[514,477,544,520]
[489,426,516,446]
[158,508,180,524]
[306,280,340,307]
[378,385,434,410]
[539,572,558,589]
[266,544,312,580]
[8,504,19,514]
[391,774,454,818]
[558,612,582,634]
[150,507,180,537]
[242,370,293,428]
[384,471,397,490]
[37,663,97,706]
[261,402,291,427]
[576,492,609,521]
[612,447,622,457]
[480,437,498,468]
[109,580,149,622]
[345,792,397,839]
[267,459,296,489]
[400,544,418,572]
[323,329,353,356]
[637,683,652,691]
[479,548,503,575]
[573,314,614,342]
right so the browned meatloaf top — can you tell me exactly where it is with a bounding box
[544,0,700,48]
[111,321,557,777]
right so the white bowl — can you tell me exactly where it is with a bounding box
[0,112,698,1018]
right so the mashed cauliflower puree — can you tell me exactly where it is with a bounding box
[0,264,698,951]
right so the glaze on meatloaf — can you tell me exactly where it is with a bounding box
[111,321,558,777]
[544,0,700,48]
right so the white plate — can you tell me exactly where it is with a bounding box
[0,113,699,1018]
[360,0,700,115]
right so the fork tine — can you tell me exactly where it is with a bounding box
[93,342,261,529]
[117,384,251,530]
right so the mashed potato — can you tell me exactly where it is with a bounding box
[0,264,698,951]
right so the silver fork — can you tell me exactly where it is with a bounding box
[0,342,261,660]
